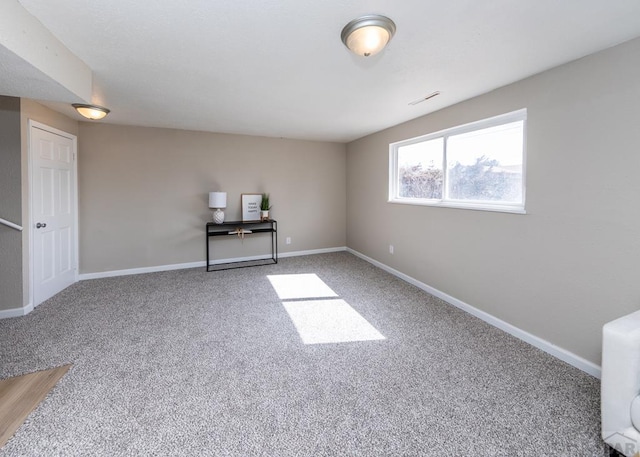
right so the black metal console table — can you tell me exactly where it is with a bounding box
[205,220,278,271]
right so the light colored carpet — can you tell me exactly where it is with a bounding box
[0,252,605,456]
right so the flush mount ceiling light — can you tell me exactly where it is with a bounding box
[341,14,396,57]
[72,103,110,120]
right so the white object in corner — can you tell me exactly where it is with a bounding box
[601,310,640,456]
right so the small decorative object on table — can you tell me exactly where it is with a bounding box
[209,192,227,224]
[228,227,252,239]
[260,193,272,221]
[241,193,262,222]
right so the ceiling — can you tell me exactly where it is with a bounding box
[9,0,640,142]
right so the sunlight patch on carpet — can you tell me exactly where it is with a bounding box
[283,299,385,344]
[283,298,385,344]
[269,273,385,344]
[267,273,338,300]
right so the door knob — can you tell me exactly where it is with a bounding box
[36,222,47,229]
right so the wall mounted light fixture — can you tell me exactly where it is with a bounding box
[72,103,110,120]
[341,14,396,57]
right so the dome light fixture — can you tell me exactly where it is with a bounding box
[341,14,396,57]
[72,103,110,120]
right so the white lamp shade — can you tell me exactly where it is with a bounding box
[345,25,391,57]
[72,104,110,120]
[209,192,227,208]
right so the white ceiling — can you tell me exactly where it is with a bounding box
[12,0,640,142]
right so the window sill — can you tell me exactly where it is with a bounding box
[388,198,526,214]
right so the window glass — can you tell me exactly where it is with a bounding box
[446,121,523,202]
[398,138,443,199]
[389,109,526,213]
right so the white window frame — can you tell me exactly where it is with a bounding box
[389,109,527,214]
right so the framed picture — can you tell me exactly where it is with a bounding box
[241,193,262,222]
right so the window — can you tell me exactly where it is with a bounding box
[389,109,526,213]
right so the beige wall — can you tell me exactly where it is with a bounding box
[20,99,79,307]
[346,37,640,365]
[78,124,346,273]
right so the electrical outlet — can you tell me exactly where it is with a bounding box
[286,237,292,245]
[389,244,394,254]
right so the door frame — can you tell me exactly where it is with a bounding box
[28,119,79,307]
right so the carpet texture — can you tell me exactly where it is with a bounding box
[0,252,606,456]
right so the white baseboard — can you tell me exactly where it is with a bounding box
[79,261,205,280]
[79,247,347,280]
[279,246,346,258]
[0,302,34,319]
[346,248,601,379]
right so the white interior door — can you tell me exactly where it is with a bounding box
[30,122,77,306]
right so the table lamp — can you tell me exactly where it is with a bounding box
[209,192,227,224]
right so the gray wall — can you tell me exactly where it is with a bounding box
[346,37,640,365]
[78,123,346,273]
[0,96,22,311]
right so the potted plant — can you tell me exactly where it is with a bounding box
[260,193,272,221]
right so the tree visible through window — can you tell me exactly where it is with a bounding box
[398,137,443,199]
[390,110,526,213]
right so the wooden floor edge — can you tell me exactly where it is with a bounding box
[0,364,72,449]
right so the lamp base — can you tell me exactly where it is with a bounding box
[213,209,225,224]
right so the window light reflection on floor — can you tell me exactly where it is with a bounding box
[267,273,338,300]
[283,299,385,345]
[267,274,386,345]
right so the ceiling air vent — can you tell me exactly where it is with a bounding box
[408,91,440,106]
